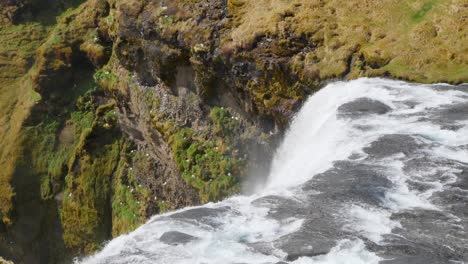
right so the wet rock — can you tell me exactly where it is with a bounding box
[338,97,392,117]
[159,231,198,245]
[451,169,468,189]
[379,253,452,264]
[376,240,467,263]
[363,134,421,158]
[169,206,231,227]
[303,162,392,206]
[385,209,468,262]
[275,227,337,261]
[439,103,468,121]
[252,196,307,220]
[246,242,275,256]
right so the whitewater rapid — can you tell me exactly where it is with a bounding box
[81,78,468,264]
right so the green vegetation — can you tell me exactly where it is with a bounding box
[111,148,151,237]
[209,107,239,136]
[61,133,122,253]
[94,69,119,89]
[161,15,175,26]
[168,107,245,202]
[169,128,242,202]
[0,22,49,225]
[225,0,467,83]
[0,0,125,254]
[412,2,436,22]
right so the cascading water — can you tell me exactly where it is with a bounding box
[80,78,468,264]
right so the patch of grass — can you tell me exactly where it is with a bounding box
[225,0,467,83]
[411,2,435,22]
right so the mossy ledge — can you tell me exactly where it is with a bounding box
[0,0,466,262]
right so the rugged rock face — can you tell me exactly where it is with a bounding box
[0,0,466,263]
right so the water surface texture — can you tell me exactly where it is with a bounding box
[81,78,468,264]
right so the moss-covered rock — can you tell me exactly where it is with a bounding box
[169,125,244,202]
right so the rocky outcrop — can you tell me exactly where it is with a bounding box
[0,0,466,263]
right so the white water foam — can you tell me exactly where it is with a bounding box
[293,240,381,264]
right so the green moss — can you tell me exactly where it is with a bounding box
[57,98,137,253]
[411,2,436,22]
[111,150,150,236]
[169,127,243,202]
[0,20,57,224]
[94,69,119,90]
[61,134,122,253]
[104,14,114,25]
[209,107,239,136]
[0,23,47,58]
[0,0,125,258]
[157,201,169,213]
[161,15,174,26]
